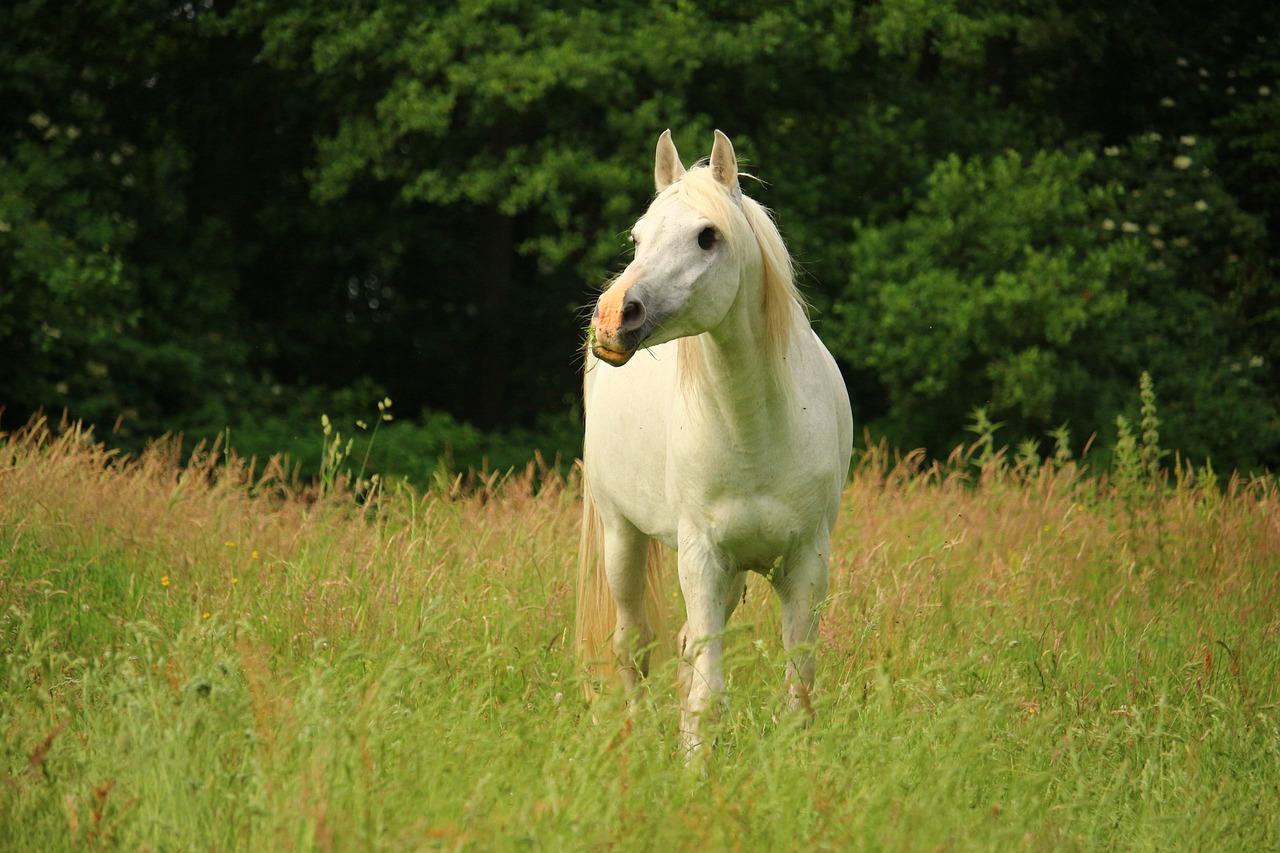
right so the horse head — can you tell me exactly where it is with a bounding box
[591,130,754,367]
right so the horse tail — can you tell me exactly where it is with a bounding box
[575,467,667,697]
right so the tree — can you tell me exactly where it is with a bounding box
[831,142,1278,469]
[0,1,251,439]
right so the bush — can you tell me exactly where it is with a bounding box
[830,142,1278,470]
[186,379,582,491]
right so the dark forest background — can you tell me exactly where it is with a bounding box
[3,0,1278,481]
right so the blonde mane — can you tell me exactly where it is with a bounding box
[654,167,807,392]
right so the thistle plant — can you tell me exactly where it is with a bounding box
[965,406,1003,468]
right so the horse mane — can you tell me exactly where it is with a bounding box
[656,166,808,393]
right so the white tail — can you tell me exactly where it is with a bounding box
[575,469,667,696]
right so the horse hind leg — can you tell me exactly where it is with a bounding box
[772,544,831,718]
[602,519,656,697]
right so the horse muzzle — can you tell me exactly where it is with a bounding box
[591,271,648,367]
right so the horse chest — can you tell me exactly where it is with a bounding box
[669,444,826,565]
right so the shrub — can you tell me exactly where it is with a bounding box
[831,143,1278,470]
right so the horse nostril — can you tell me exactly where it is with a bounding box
[620,296,646,331]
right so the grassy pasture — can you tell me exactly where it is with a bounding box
[2,420,1278,851]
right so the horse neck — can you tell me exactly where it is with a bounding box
[679,270,798,440]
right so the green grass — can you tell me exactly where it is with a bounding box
[2,420,1278,851]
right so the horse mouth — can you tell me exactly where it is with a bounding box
[591,343,635,366]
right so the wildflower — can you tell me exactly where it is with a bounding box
[1103,145,1120,156]
[1261,85,1272,97]
[1101,219,1116,231]
[1121,222,1141,233]
[1173,155,1193,170]
[251,550,260,560]
[224,541,236,548]
[161,575,170,587]
[356,419,368,430]
[1179,135,1197,146]
[321,414,332,436]
[1146,224,1161,235]
[231,578,239,585]
[1160,97,1176,108]
[1194,199,1208,212]
[202,612,211,620]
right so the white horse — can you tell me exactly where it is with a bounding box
[577,129,853,755]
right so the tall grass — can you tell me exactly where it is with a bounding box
[2,417,1277,850]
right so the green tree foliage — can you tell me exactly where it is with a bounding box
[833,150,1135,451]
[832,141,1277,469]
[0,0,1277,470]
[212,0,1035,424]
[0,1,250,439]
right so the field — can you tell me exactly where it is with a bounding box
[2,419,1278,851]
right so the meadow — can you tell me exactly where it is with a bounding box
[2,417,1277,851]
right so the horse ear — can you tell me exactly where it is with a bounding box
[710,130,740,197]
[655,129,686,192]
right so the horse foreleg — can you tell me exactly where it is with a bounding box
[603,519,654,698]
[773,543,831,718]
[676,541,733,758]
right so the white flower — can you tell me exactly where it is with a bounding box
[1194,199,1208,212]
[1121,222,1141,233]
[1173,155,1193,170]
[1104,145,1121,156]
[1260,85,1272,97]
[1180,135,1197,146]
[1160,97,1176,108]
[1101,219,1116,231]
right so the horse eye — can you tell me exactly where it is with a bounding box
[697,227,717,250]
